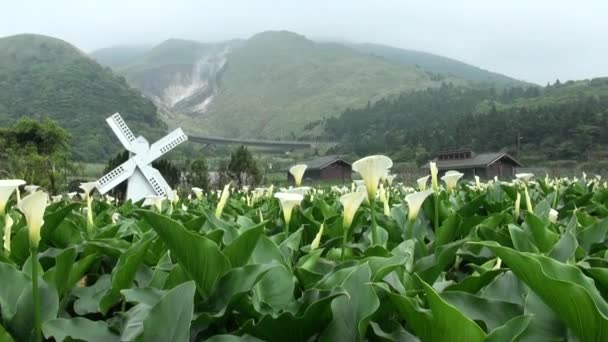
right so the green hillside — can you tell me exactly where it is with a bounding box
[350,43,529,87]
[89,45,150,68]
[183,31,465,138]
[326,77,608,167]
[0,34,167,161]
[92,31,532,140]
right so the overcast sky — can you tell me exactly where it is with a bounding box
[1,0,607,84]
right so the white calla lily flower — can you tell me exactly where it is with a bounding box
[549,208,558,224]
[24,185,40,194]
[79,182,96,196]
[284,186,311,196]
[417,176,430,191]
[514,192,521,218]
[16,191,48,248]
[215,183,231,218]
[289,164,308,187]
[0,179,26,215]
[143,195,165,212]
[339,191,366,230]
[52,195,63,203]
[515,173,534,183]
[441,170,464,193]
[404,189,434,223]
[192,187,204,200]
[80,182,96,230]
[430,162,439,192]
[67,192,77,200]
[3,214,13,251]
[274,192,304,227]
[352,155,393,202]
[311,223,324,250]
[385,174,397,186]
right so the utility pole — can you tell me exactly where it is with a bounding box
[516,133,523,157]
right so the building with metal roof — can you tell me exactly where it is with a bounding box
[424,149,523,179]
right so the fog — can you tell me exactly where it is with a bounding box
[1,0,607,84]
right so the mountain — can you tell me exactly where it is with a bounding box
[325,77,608,167]
[348,43,528,87]
[89,45,150,68]
[0,34,166,161]
[99,31,512,139]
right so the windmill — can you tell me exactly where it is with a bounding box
[95,113,188,202]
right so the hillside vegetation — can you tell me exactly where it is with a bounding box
[0,34,166,161]
[92,31,528,139]
[349,43,527,87]
[326,78,608,167]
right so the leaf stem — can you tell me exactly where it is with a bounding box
[370,200,378,245]
[31,247,41,342]
[433,193,439,232]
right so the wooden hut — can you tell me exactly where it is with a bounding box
[286,155,351,183]
[426,149,523,179]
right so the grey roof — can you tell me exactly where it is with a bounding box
[424,152,523,169]
[286,155,351,171]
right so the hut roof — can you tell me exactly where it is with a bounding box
[424,152,523,169]
[286,155,351,171]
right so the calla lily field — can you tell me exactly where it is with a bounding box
[2,155,608,341]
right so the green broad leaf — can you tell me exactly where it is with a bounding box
[206,335,265,342]
[524,212,559,253]
[142,280,196,342]
[121,287,164,306]
[121,303,152,341]
[0,262,30,321]
[72,275,112,315]
[48,219,83,247]
[440,291,523,331]
[476,241,608,341]
[435,214,461,249]
[364,253,409,282]
[250,235,295,312]
[518,291,566,342]
[141,210,231,298]
[414,239,463,284]
[279,227,303,262]
[507,224,539,253]
[577,218,608,253]
[320,264,379,342]
[484,315,533,342]
[223,225,264,267]
[480,271,526,306]
[42,317,119,342]
[204,263,279,315]
[40,202,81,242]
[42,247,76,297]
[100,233,154,313]
[241,290,345,342]
[383,278,487,342]
[547,230,577,263]
[369,321,419,342]
[9,277,59,342]
[444,269,503,294]
[0,323,14,342]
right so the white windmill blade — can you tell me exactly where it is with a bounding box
[144,128,188,164]
[95,159,137,195]
[106,113,137,152]
[138,164,171,197]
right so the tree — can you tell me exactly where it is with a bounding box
[227,146,261,187]
[0,117,73,193]
[187,157,210,190]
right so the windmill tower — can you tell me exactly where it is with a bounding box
[95,113,188,202]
